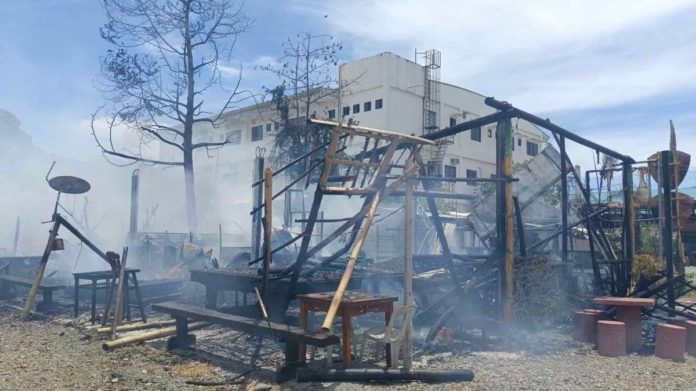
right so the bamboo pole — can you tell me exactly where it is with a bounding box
[254,286,268,319]
[110,247,129,339]
[320,164,418,331]
[319,129,340,188]
[96,320,176,334]
[261,167,273,296]
[102,321,208,351]
[402,160,415,369]
[321,190,384,331]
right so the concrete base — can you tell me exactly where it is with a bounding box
[615,306,643,352]
[686,321,696,356]
[655,323,686,362]
[573,311,599,343]
[597,320,626,357]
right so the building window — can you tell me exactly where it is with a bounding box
[425,110,437,130]
[471,126,481,142]
[343,106,350,116]
[328,109,336,119]
[444,165,457,178]
[225,130,241,145]
[526,141,539,156]
[251,125,263,142]
[353,104,360,113]
[266,123,272,132]
[364,101,371,112]
[518,138,522,147]
[488,128,493,138]
[449,117,456,127]
[375,99,383,109]
[466,169,478,186]
[274,122,280,131]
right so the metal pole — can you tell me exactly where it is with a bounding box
[403,161,415,369]
[129,169,139,237]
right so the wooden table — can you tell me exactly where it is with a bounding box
[593,296,655,352]
[73,269,146,324]
[297,291,398,369]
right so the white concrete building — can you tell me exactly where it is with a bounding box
[158,52,548,234]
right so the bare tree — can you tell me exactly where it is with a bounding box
[92,0,252,233]
[259,33,344,173]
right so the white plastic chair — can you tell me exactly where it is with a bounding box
[358,305,414,368]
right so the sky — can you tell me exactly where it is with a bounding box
[1,0,695,183]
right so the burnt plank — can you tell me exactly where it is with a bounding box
[0,274,64,290]
[152,301,339,347]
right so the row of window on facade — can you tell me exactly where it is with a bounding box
[442,165,479,186]
[459,124,538,157]
[220,116,309,144]
[328,98,384,119]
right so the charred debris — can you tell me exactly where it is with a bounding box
[3,97,695,384]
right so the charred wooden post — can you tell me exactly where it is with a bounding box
[660,151,676,314]
[495,118,514,322]
[262,167,273,296]
[110,247,129,339]
[21,220,60,319]
[513,196,526,258]
[559,135,569,263]
[251,154,265,262]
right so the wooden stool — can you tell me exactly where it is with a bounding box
[655,323,686,362]
[597,320,626,357]
[686,321,696,356]
[573,311,599,343]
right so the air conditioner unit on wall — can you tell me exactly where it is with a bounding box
[450,158,460,165]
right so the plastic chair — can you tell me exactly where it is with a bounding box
[358,305,414,368]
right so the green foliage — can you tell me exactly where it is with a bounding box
[631,253,662,286]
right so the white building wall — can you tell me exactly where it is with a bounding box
[156,51,549,234]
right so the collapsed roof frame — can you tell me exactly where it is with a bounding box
[250,96,638,324]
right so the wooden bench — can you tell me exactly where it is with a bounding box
[152,301,340,381]
[0,274,65,311]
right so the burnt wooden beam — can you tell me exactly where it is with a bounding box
[485,97,635,163]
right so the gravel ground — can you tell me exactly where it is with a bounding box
[1,305,695,391]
